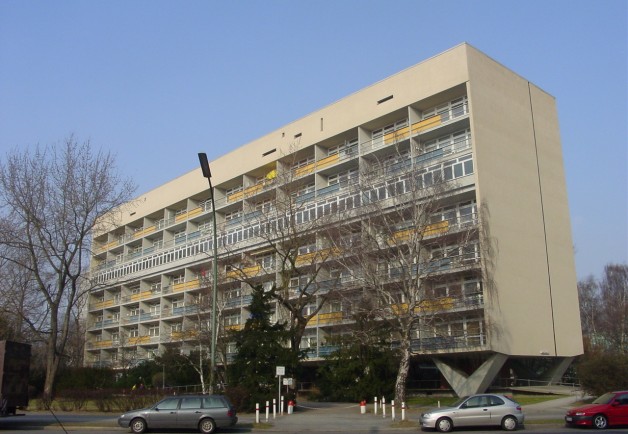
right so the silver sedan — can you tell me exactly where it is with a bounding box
[419,393,524,432]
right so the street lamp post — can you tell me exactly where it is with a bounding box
[198,152,218,394]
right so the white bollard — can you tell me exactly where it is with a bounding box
[265,401,269,422]
[374,396,378,415]
[280,396,284,415]
[392,399,395,421]
[273,398,276,419]
[382,397,386,418]
[401,401,406,421]
[256,402,260,424]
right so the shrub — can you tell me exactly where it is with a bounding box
[576,352,628,396]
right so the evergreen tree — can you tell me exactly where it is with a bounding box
[228,285,297,409]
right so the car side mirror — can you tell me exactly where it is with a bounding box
[611,401,619,407]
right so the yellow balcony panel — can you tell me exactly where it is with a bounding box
[421,297,454,312]
[316,154,339,170]
[412,116,441,134]
[424,220,449,236]
[243,183,264,198]
[295,247,341,265]
[391,303,409,315]
[294,162,315,177]
[173,282,187,292]
[225,324,243,331]
[227,190,244,203]
[175,212,189,222]
[130,291,153,301]
[128,336,150,345]
[93,340,113,349]
[384,125,411,145]
[317,311,343,324]
[227,265,261,279]
[188,207,203,218]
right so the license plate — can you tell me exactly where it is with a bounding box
[566,416,572,422]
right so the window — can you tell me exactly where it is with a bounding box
[328,168,358,186]
[129,307,140,316]
[372,119,408,147]
[225,314,241,326]
[170,323,183,334]
[156,398,180,410]
[172,274,185,284]
[181,397,202,409]
[292,156,314,169]
[225,210,242,221]
[129,328,139,338]
[291,182,315,199]
[226,185,242,196]
[203,396,226,408]
[149,303,160,315]
[172,299,184,308]
[148,325,160,337]
[255,199,274,213]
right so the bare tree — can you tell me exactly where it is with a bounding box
[221,152,345,376]
[0,136,135,400]
[335,148,482,404]
[597,264,627,352]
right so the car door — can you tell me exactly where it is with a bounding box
[607,393,628,426]
[177,397,204,429]
[203,396,228,426]
[148,397,180,429]
[487,395,507,423]
[454,396,491,427]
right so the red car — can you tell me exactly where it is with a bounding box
[565,391,628,429]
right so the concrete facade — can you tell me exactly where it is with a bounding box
[85,44,582,394]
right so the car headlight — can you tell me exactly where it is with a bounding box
[575,412,587,416]
[422,413,432,418]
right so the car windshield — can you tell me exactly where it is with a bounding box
[452,396,470,407]
[592,392,615,404]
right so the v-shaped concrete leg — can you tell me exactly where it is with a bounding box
[433,353,508,396]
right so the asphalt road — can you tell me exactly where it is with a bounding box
[1,397,626,434]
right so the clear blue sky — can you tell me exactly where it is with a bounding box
[1,0,626,280]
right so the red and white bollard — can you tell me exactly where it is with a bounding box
[392,399,395,421]
[401,402,406,421]
[374,396,378,415]
[265,400,269,422]
[255,402,260,423]
[288,400,295,414]
[360,400,366,414]
[382,397,386,418]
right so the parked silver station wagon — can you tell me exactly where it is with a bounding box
[419,393,524,432]
[118,394,238,434]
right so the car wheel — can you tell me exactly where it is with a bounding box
[130,418,146,434]
[199,417,216,434]
[436,417,453,433]
[501,415,518,431]
[593,414,608,429]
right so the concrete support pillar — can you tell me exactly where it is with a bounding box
[433,353,508,397]
[541,356,574,384]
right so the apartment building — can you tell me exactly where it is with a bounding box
[85,43,583,395]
